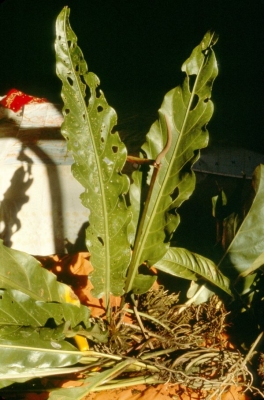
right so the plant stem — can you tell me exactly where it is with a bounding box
[124,113,171,296]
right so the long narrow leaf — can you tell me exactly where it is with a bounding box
[55,7,131,302]
[0,343,81,371]
[0,343,82,388]
[48,359,133,400]
[126,31,218,293]
[0,366,87,389]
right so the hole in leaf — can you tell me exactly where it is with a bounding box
[80,74,86,86]
[188,74,196,92]
[97,105,103,113]
[112,146,118,153]
[170,186,179,202]
[84,87,91,106]
[58,35,61,40]
[67,76,74,86]
[96,86,101,98]
[75,64,79,72]
[64,108,70,115]
[190,94,199,111]
[67,40,72,48]
[82,113,86,120]
[101,137,105,143]
[97,236,104,246]
[45,318,57,329]
[204,97,209,103]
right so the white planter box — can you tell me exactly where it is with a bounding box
[0,102,87,255]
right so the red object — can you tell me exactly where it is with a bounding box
[0,88,47,112]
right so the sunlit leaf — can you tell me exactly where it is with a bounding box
[55,7,131,302]
[0,366,87,389]
[0,289,90,328]
[126,31,218,293]
[0,342,82,388]
[155,247,232,296]
[0,240,79,304]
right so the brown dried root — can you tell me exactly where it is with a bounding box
[90,287,261,397]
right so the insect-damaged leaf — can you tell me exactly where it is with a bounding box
[0,288,90,328]
[55,7,131,301]
[126,31,218,293]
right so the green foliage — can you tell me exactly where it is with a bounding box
[55,7,229,301]
[218,165,264,284]
[1,4,264,396]
[0,239,76,302]
[188,164,264,305]
[0,240,100,389]
[155,247,232,296]
[0,288,89,328]
[55,8,131,306]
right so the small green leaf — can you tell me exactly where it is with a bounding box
[131,274,157,295]
[155,247,232,297]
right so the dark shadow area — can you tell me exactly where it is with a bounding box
[65,221,89,254]
[0,146,33,246]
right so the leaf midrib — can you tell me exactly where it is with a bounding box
[127,50,208,288]
[62,10,111,302]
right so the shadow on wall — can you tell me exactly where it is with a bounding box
[0,146,33,247]
[0,122,64,252]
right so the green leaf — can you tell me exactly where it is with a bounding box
[0,240,78,303]
[0,330,78,352]
[0,289,90,328]
[0,342,82,388]
[0,342,81,371]
[131,274,157,295]
[155,247,232,297]
[0,366,87,389]
[218,164,264,292]
[126,31,218,293]
[55,7,131,302]
[236,251,264,282]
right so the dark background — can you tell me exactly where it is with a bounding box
[0,0,263,152]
